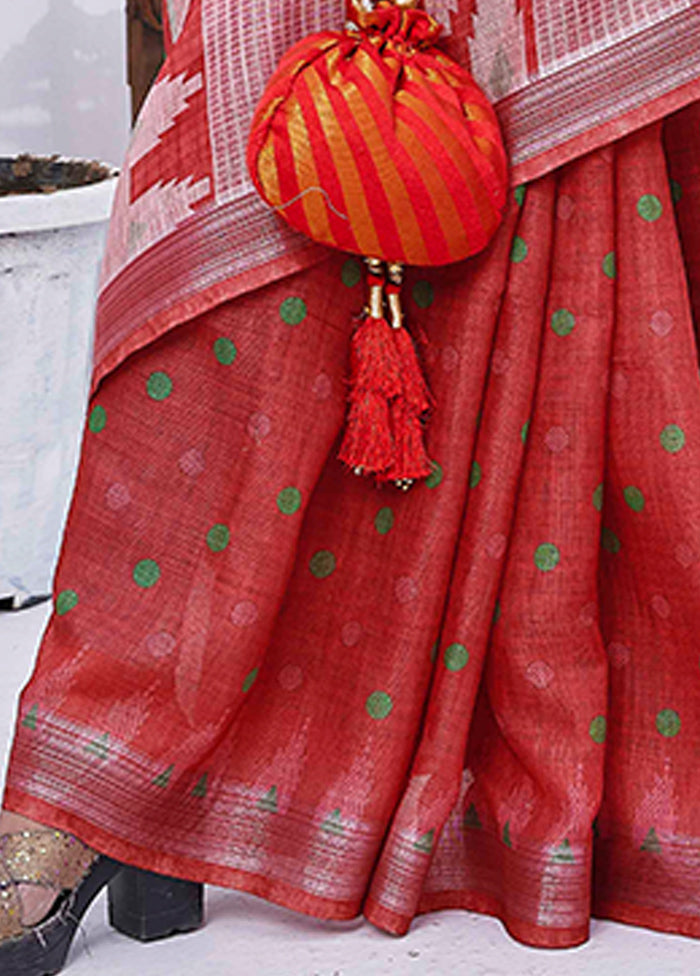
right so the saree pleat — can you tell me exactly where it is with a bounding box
[4,106,700,947]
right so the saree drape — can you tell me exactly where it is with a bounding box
[5,96,700,946]
[92,0,700,397]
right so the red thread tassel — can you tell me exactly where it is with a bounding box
[380,397,433,483]
[393,326,435,416]
[338,312,402,477]
[347,310,402,396]
[340,390,395,473]
[377,325,433,483]
[338,265,435,487]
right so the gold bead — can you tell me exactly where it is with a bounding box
[386,262,405,285]
[347,0,372,15]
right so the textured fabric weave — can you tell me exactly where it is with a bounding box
[5,103,700,947]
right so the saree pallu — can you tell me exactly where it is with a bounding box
[5,103,700,947]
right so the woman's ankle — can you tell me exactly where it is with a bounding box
[0,810,50,835]
[0,809,93,927]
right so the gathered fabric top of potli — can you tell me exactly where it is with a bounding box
[247,1,509,267]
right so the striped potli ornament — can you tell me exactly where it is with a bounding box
[247,0,509,490]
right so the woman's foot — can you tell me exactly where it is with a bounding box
[0,809,97,932]
[0,808,203,975]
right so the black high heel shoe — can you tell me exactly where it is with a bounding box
[0,829,204,976]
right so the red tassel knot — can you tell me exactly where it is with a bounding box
[338,261,434,488]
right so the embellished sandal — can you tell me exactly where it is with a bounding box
[0,828,204,976]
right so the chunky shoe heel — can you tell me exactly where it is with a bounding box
[0,829,122,976]
[107,865,204,942]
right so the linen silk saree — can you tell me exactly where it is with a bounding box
[5,0,700,949]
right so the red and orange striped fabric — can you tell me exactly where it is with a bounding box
[247,2,508,267]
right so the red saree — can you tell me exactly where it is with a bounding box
[5,0,700,951]
[92,0,700,389]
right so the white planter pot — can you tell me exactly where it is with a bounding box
[0,168,117,607]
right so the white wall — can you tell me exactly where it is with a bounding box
[0,0,130,168]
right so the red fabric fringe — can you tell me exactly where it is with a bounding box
[382,397,433,483]
[393,326,435,415]
[338,313,434,483]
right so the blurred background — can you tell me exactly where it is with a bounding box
[0,0,130,168]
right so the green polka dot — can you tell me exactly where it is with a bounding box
[637,194,663,222]
[469,461,482,489]
[601,526,621,554]
[514,185,526,207]
[551,309,576,337]
[412,281,434,309]
[310,550,336,579]
[341,259,362,288]
[277,487,302,515]
[534,543,560,572]
[660,424,685,453]
[624,486,645,512]
[56,589,78,616]
[426,461,443,489]
[242,667,259,693]
[133,559,161,588]
[589,715,607,744]
[592,483,604,512]
[521,420,530,445]
[602,252,616,279]
[206,524,231,552]
[374,507,394,535]
[366,691,393,720]
[493,600,502,624]
[147,371,173,401]
[280,297,307,325]
[670,180,683,204]
[656,708,681,738]
[214,337,237,365]
[510,236,528,263]
[444,643,469,672]
[88,405,106,433]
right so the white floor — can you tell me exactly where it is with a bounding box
[2,606,700,975]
